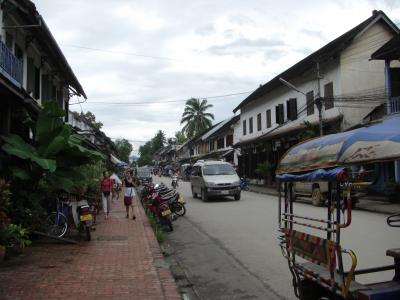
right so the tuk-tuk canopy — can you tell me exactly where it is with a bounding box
[276,114,400,175]
[276,167,344,182]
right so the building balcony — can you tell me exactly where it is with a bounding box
[390,96,400,113]
[0,40,23,88]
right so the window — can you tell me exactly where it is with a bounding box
[217,137,224,149]
[203,164,236,175]
[266,109,271,128]
[57,90,64,108]
[243,120,247,135]
[257,113,262,131]
[249,117,253,134]
[5,33,13,50]
[324,82,334,109]
[275,104,284,125]
[226,134,233,147]
[41,74,52,102]
[14,44,23,61]
[286,98,297,121]
[306,91,314,115]
[209,140,215,151]
[27,58,40,100]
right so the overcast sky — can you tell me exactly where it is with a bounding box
[34,0,399,155]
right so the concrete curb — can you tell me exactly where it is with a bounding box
[247,187,398,215]
[135,192,182,300]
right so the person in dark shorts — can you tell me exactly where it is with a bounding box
[123,171,136,219]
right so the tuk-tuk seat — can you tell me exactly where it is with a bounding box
[301,262,369,294]
[386,248,400,260]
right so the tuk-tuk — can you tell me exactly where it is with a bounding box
[276,114,400,300]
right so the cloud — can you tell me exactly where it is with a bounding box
[208,37,286,56]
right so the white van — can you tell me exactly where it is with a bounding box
[190,160,241,201]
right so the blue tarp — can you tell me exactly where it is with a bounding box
[277,114,400,174]
[276,167,344,182]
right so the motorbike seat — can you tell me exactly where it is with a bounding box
[387,248,400,260]
[161,193,177,201]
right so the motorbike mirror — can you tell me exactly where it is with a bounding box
[387,213,400,227]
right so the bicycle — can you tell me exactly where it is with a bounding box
[44,195,69,238]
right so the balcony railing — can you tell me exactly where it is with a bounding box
[0,40,23,88]
[390,96,400,114]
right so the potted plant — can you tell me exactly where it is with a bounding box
[255,162,274,186]
[0,224,32,257]
[383,181,400,203]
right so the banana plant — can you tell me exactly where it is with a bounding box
[1,102,104,193]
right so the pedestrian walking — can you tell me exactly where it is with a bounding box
[123,171,136,220]
[100,171,113,219]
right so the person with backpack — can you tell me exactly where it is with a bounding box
[100,171,113,219]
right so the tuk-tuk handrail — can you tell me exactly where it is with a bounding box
[341,249,357,298]
[282,213,337,225]
[282,218,336,232]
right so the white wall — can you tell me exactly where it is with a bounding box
[340,20,395,129]
[237,60,342,144]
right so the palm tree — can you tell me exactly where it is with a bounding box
[180,98,214,138]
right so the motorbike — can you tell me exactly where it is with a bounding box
[171,175,179,189]
[71,197,93,241]
[240,176,249,191]
[143,183,186,219]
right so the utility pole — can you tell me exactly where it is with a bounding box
[316,60,323,136]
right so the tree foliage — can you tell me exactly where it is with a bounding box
[81,111,103,130]
[113,139,133,163]
[137,130,166,166]
[175,131,186,144]
[0,103,104,229]
[180,98,214,138]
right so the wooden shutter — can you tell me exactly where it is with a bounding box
[257,113,261,131]
[290,98,297,120]
[324,82,334,109]
[279,104,284,124]
[266,109,271,128]
[243,120,246,135]
[306,91,314,115]
[27,58,36,96]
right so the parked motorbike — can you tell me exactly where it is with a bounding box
[240,176,249,191]
[71,198,93,241]
[171,175,179,189]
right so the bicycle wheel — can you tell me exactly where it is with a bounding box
[44,212,68,238]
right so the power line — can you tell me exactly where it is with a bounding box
[69,91,252,106]
[60,44,181,61]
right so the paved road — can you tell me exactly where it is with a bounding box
[155,177,400,300]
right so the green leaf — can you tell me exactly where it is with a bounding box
[10,167,31,180]
[1,134,36,159]
[31,156,57,172]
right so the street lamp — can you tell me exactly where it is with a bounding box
[279,77,323,136]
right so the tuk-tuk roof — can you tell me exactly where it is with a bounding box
[276,114,400,175]
[276,167,344,182]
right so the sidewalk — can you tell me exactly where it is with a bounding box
[0,194,181,300]
[248,184,400,215]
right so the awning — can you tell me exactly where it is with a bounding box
[110,154,128,167]
[233,115,342,148]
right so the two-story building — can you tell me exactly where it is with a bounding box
[233,10,399,180]
[0,0,86,138]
